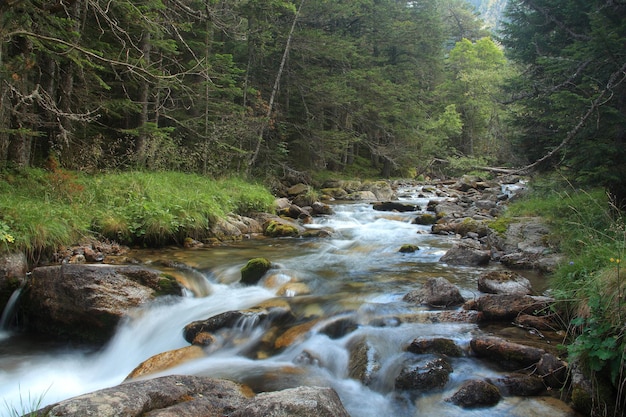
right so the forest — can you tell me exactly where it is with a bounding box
[2,0,622,202]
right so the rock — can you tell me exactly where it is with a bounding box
[463,294,554,321]
[347,335,380,385]
[399,244,419,253]
[478,270,533,295]
[470,336,545,370]
[184,305,294,345]
[361,181,396,201]
[21,264,182,343]
[0,251,27,313]
[447,379,501,408]
[36,375,249,417]
[240,257,272,285]
[263,219,302,237]
[230,386,350,417]
[277,282,311,297]
[311,201,333,215]
[536,352,568,388]
[287,183,310,196]
[407,337,463,357]
[372,201,417,212]
[412,213,437,225]
[439,242,490,266]
[403,277,465,307]
[493,373,546,396]
[515,313,559,331]
[395,357,453,391]
[125,345,205,380]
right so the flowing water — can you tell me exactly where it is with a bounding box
[0,186,577,416]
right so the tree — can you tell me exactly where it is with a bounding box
[500,0,626,205]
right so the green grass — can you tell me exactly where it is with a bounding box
[0,169,275,257]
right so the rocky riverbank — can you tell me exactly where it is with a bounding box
[1,175,589,416]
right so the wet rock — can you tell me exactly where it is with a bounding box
[470,336,545,370]
[372,201,418,212]
[184,304,294,345]
[347,335,380,385]
[125,346,205,380]
[277,282,311,297]
[21,264,182,344]
[412,213,437,225]
[403,277,465,307]
[399,244,420,253]
[230,386,350,417]
[395,357,453,391]
[439,242,490,266]
[274,318,321,349]
[240,257,272,285]
[407,337,463,357]
[463,294,554,321]
[37,375,249,417]
[478,270,533,295]
[447,379,501,408]
[318,315,359,339]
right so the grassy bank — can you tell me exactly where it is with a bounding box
[500,176,625,413]
[0,169,275,259]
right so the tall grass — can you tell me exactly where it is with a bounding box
[0,169,275,256]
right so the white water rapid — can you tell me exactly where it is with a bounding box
[0,185,576,417]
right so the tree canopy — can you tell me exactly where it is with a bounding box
[0,0,515,179]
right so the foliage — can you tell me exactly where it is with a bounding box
[0,169,274,257]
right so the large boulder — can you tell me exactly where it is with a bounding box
[21,264,182,343]
[403,277,465,307]
[36,375,249,417]
[230,386,350,417]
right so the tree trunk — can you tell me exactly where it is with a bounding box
[136,32,152,167]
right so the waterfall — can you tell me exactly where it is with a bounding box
[0,287,22,336]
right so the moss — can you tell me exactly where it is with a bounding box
[399,244,420,253]
[264,220,299,237]
[413,213,436,225]
[155,275,183,296]
[488,217,512,236]
[241,257,272,285]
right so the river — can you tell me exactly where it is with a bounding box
[0,185,577,416]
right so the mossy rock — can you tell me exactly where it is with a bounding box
[413,213,437,225]
[399,244,420,253]
[155,275,184,296]
[264,220,299,237]
[241,258,272,285]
